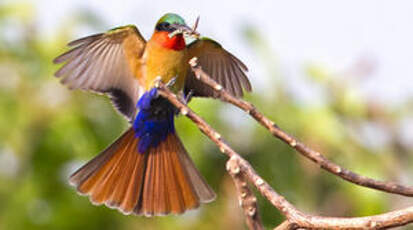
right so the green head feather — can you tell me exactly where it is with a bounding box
[156,13,186,26]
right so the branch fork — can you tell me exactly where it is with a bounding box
[155,57,413,229]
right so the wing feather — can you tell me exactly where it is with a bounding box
[54,26,146,120]
[185,37,252,98]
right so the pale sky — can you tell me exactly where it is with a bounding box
[29,0,413,105]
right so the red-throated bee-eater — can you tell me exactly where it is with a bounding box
[54,13,252,216]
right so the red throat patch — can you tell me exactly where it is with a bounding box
[152,31,186,51]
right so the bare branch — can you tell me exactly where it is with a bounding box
[188,57,413,197]
[273,221,296,230]
[227,156,264,230]
[156,81,413,229]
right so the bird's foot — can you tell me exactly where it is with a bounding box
[153,76,163,88]
[154,76,177,89]
[182,90,193,104]
[166,77,177,88]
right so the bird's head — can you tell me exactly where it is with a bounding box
[152,13,199,50]
[155,13,199,38]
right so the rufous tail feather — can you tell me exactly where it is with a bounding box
[69,128,216,216]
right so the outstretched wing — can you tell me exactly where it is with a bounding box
[184,37,252,98]
[54,25,146,121]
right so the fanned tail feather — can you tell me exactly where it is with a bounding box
[69,128,215,216]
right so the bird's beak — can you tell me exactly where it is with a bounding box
[169,18,200,38]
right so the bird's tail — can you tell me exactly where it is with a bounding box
[69,127,216,216]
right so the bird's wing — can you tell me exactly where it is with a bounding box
[184,37,252,98]
[54,25,146,121]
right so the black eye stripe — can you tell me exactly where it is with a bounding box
[156,22,175,32]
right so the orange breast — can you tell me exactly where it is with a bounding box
[141,34,188,92]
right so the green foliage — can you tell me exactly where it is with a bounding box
[0,3,412,230]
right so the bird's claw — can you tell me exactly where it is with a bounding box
[182,90,193,104]
[174,90,192,106]
[153,76,176,91]
[154,76,162,88]
[166,77,177,88]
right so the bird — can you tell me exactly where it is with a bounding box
[53,13,252,217]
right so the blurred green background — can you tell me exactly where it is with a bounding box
[1,2,413,230]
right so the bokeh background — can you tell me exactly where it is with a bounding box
[1,0,413,229]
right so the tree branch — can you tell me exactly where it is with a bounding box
[273,220,296,230]
[187,57,413,197]
[156,81,413,229]
[227,156,264,230]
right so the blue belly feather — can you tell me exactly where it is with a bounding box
[133,88,176,153]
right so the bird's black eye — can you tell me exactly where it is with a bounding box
[156,22,174,32]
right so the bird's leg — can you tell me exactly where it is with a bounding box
[153,76,163,89]
[153,76,177,92]
[182,90,193,104]
[154,76,189,115]
[166,77,177,88]
[168,91,191,116]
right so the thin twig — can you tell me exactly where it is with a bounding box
[273,220,296,230]
[227,156,264,230]
[188,57,413,197]
[156,82,413,229]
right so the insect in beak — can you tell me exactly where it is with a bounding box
[169,16,200,38]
